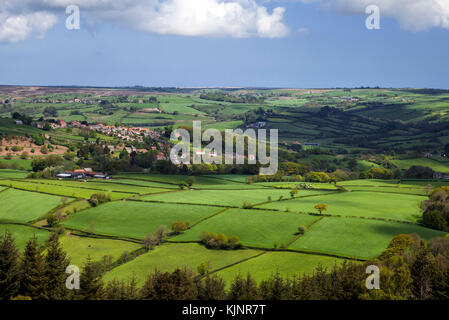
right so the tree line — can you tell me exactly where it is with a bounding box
[1,231,449,300]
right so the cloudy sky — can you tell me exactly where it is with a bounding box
[0,0,448,88]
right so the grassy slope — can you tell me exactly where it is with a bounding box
[0,224,50,251]
[173,209,320,248]
[62,201,222,239]
[257,191,425,222]
[103,243,261,285]
[290,217,447,259]
[0,189,63,222]
[216,252,348,284]
[142,189,332,207]
[60,234,142,267]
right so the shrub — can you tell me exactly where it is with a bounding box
[200,232,241,250]
[171,221,189,234]
[297,226,306,235]
[242,201,253,209]
[46,213,59,227]
[88,193,111,207]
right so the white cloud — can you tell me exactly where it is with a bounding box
[0,0,289,43]
[0,11,57,43]
[324,0,449,31]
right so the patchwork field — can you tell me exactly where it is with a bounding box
[0,224,50,251]
[141,189,334,207]
[173,209,320,248]
[215,252,348,283]
[289,217,447,259]
[257,191,424,222]
[60,234,142,267]
[103,243,261,285]
[62,201,223,239]
[0,188,63,222]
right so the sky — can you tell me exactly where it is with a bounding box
[0,0,448,88]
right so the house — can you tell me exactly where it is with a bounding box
[156,153,167,161]
[58,120,67,128]
[14,120,23,125]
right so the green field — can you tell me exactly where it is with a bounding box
[392,158,449,173]
[141,189,333,207]
[290,217,447,259]
[0,158,32,170]
[0,169,29,179]
[0,189,63,222]
[0,224,50,251]
[62,201,223,239]
[257,191,424,222]
[216,252,348,283]
[0,179,131,200]
[60,234,142,267]
[103,243,261,285]
[173,209,320,248]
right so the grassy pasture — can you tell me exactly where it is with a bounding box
[173,209,320,248]
[391,158,449,173]
[257,191,424,222]
[114,173,251,187]
[108,179,179,189]
[0,158,32,170]
[103,243,261,285]
[60,234,142,267]
[141,189,332,207]
[290,217,447,259]
[0,169,29,179]
[0,189,63,222]
[62,201,222,239]
[0,224,50,251]
[0,180,130,200]
[216,252,348,284]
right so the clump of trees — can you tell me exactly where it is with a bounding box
[88,193,111,207]
[404,166,435,179]
[366,167,395,179]
[142,226,167,250]
[171,221,189,234]
[421,186,449,231]
[200,232,241,250]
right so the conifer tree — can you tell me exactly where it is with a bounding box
[0,231,20,300]
[78,257,103,300]
[19,236,47,299]
[44,233,71,300]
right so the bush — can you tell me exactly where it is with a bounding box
[423,210,448,232]
[171,221,188,234]
[46,213,59,227]
[242,201,253,209]
[297,226,306,235]
[88,193,111,207]
[366,167,394,180]
[200,232,241,250]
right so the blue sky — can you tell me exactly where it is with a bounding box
[0,0,448,88]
